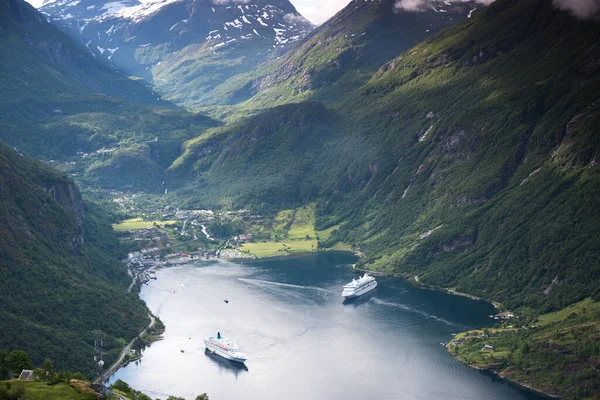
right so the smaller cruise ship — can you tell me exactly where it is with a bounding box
[205,332,247,363]
[342,273,377,299]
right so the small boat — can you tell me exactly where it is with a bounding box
[224,299,229,304]
[180,349,185,353]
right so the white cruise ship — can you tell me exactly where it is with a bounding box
[204,332,247,363]
[342,273,377,299]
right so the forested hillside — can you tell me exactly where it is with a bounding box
[170,0,600,313]
[0,141,149,376]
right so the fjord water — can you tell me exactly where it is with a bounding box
[111,253,543,400]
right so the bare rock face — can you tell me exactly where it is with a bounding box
[44,181,85,256]
[0,142,87,262]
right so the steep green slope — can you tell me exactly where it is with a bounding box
[171,0,600,313]
[325,0,600,312]
[0,0,217,192]
[168,101,346,209]
[0,141,149,376]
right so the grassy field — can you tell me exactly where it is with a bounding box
[240,240,318,258]
[316,224,340,242]
[0,380,98,400]
[241,205,349,258]
[112,218,177,232]
[536,297,600,326]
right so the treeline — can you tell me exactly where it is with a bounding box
[0,349,85,384]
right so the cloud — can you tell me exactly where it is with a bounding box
[393,0,493,13]
[552,0,600,19]
[393,0,600,19]
[284,13,311,26]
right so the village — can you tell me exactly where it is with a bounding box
[108,195,265,286]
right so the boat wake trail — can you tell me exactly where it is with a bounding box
[371,298,460,327]
[238,278,332,293]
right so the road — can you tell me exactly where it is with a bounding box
[127,275,136,293]
[181,219,189,236]
[201,224,212,240]
[98,314,156,383]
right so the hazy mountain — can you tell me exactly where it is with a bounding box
[39,0,314,108]
[0,0,217,192]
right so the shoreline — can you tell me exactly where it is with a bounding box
[350,264,501,311]
[119,252,553,399]
[445,347,558,399]
[100,314,163,384]
[350,262,559,396]
[225,248,358,262]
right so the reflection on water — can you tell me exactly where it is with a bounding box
[110,253,545,400]
[204,349,249,377]
[342,289,377,306]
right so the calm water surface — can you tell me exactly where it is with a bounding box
[110,252,544,400]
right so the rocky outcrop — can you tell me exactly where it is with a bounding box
[44,181,85,256]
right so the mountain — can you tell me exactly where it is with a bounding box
[169,0,600,314]
[0,140,149,376]
[0,0,158,103]
[201,0,485,106]
[166,101,345,208]
[0,0,217,192]
[39,0,314,108]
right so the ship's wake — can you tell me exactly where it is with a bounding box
[371,298,460,327]
[238,278,332,293]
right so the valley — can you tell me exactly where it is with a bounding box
[0,0,599,398]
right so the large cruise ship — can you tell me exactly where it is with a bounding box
[204,332,247,363]
[342,273,377,299]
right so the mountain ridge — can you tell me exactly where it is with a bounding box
[199,0,486,107]
[39,0,315,108]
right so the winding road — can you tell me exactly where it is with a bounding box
[98,314,156,383]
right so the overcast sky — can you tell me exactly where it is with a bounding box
[290,0,351,24]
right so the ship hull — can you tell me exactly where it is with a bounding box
[204,340,247,363]
[342,280,377,299]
